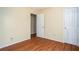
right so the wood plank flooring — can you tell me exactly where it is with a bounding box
[0,37,79,51]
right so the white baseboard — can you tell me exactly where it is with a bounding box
[0,39,30,49]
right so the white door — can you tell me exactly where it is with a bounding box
[36,14,44,38]
[78,8,79,46]
[64,8,77,45]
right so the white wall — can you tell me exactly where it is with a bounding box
[0,7,38,48]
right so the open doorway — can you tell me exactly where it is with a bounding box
[31,14,37,38]
[30,14,45,39]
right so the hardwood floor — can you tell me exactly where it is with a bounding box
[0,37,79,51]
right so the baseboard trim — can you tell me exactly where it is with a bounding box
[64,42,79,47]
[39,37,79,47]
[0,39,30,49]
[0,37,79,50]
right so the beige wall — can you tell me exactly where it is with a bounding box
[0,7,38,48]
[38,8,64,42]
[0,7,64,48]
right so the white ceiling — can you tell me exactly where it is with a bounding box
[30,7,48,11]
